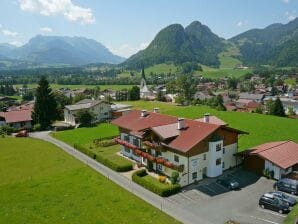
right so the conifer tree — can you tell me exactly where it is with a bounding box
[32,77,58,130]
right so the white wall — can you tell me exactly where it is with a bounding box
[223,143,238,171]
[207,140,224,177]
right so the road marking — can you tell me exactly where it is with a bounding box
[177,192,197,203]
[257,208,287,218]
[249,216,280,224]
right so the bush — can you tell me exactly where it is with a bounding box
[132,170,181,197]
[33,124,42,131]
[159,175,166,183]
[0,125,16,135]
[73,144,133,172]
[170,171,179,184]
[94,139,117,147]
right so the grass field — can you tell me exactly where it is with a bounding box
[122,101,298,151]
[14,84,134,91]
[52,123,119,146]
[145,63,179,74]
[283,204,298,224]
[0,137,180,224]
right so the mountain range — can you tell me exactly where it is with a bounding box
[124,18,298,68]
[0,18,298,70]
[0,36,125,69]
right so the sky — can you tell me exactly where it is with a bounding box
[0,0,297,58]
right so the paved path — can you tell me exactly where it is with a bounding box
[30,131,212,224]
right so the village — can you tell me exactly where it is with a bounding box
[0,69,298,224]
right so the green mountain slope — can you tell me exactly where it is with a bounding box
[123,21,225,69]
[230,18,298,66]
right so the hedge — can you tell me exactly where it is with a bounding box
[95,139,117,147]
[73,144,132,172]
[132,169,181,197]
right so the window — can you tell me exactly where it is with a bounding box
[192,172,197,180]
[216,144,222,151]
[222,162,225,169]
[157,164,163,171]
[216,158,221,166]
[133,138,139,147]
[124,148,130,153]
[174,155,179,163]
[223,148,225,154]
[203,154,206,160]
[124,135,129,142]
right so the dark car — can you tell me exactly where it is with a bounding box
[259,193,290,214]
[216,178,240,190]
[268,191,297,207]
[15,130,28,137]
[274,178,298,195]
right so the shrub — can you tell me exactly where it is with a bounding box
[94,139,117,147]
[170,171,179,184]
[132,170,181,197]
[159,175,166,183]
[0,125,16,135]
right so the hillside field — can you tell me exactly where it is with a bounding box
[0,137,180,224]
[122,101,298,151]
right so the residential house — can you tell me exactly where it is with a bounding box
[281,100,298,115]
[239,93,265,103]
[64,99,111,126]
[235,99,262,112]
[111,103,133,118]
[112,110,247,187]
[243,141,298,180]
[0,109,32,129]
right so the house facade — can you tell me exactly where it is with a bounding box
[0,109,32,129]
[112,110,246,187]
[64,99,111,126]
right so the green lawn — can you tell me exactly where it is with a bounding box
[0,137,180,224]
[145,63,179,74]
[284,204,298,224]
[87,143,134,169]
[14,84,134,91]
[52,123,119,146]
[122,101,298,151]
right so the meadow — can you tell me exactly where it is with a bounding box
[122,101,298,151]
[52,123,119,146]
[0,137,180,224]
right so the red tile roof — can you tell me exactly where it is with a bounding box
[0,109,32,123]
[195,116,227,126]
[112,110,244,153]
[111,110,177,131]
[249,141,298,169]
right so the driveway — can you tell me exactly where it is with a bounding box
[168,169,287,224]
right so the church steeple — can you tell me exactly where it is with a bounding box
[141,66,146,81]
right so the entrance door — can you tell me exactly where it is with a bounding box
[203,167,207,178]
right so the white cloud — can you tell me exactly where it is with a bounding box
[19,0,95,24]
[10,41,23,47]
[0,24,2,29]
[236,20,248,28]
[108,42,149,58]
[282,0,289,3]
[2,29,18,37]
[40,27,53,33]
[285,11,297,21]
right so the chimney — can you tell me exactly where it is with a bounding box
[141,110,148,117]
[204,113,210,123]
[177,118,185,130]
[153,108,159,113]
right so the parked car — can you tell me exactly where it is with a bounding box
[274,178,298,195]
[15,130,28,137]
[216,178,240,190]
[259,193,290,214]
[267,191,297,206]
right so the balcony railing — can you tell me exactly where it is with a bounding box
[114,137,184,172]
